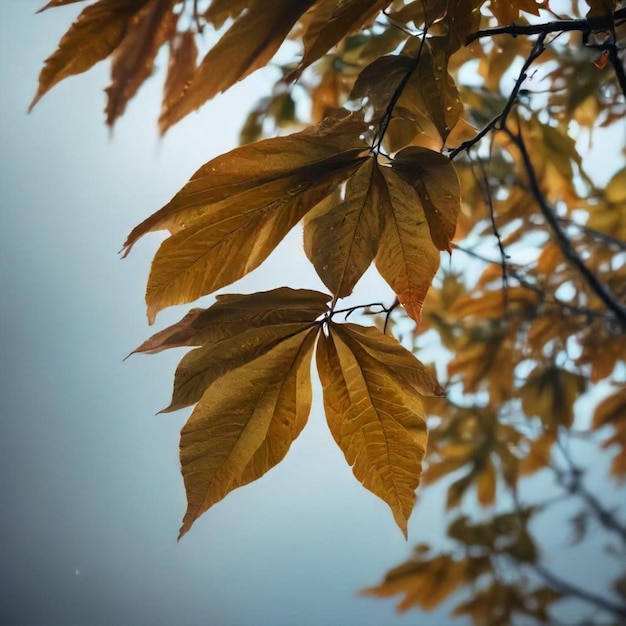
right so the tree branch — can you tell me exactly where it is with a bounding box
[465,7,626,45]
[502,126,626,329]
[448,32,547,160]
[531,562,626,621]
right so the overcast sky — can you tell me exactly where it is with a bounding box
[2,2,625,626]
[0,2,462,625]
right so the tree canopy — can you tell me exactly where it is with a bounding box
[32,0,626,623]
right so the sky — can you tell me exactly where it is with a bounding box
[1,2,624,626]
[0,2,460,625]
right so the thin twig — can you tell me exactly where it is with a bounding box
[531,562,626,620]
[465,7,626,45]
[557,218,626,252]
[448,33,547,160]
[373,31,427,154]
[502,126,626,328]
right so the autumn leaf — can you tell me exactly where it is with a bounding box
[361,550,490,612]
[373,164,441,324]
[179,327,318,537]
[122,113,369,323]
[288,0,393,81]
[105,0,177,127]
[202,0,250,29]
[160,32,198,127]
[521,366,587,428]
[131,287,330,354]
[316,322,429,536]
[303,157,385,299]
[131,287,329,412]
[391,146,461,251]
[160,0,314,133]
[37,0,88,11]
[30,0,147,111]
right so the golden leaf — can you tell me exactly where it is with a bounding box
[374,165,441,324]
[30,0,146,111]
[105,0,177,126]
[316,322,428,536]
[303,158,385,299]
[160,0,313,133]
[179,328,318,538]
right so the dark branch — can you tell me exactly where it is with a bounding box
[448,33,547,160]
[531,562,626,621]
[502,126,626,329]
[465,7,626,45]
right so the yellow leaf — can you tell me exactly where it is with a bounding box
[392,146,461,251]
[303,158,384,299]
[160,0,313,132]
[316,323,428,536]
[160,32,197,127]
[374,166,441,324]
[30,0,146,111]
[105,0,177,126]
[179,328,318,538]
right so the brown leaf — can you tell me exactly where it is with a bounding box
[392,146,461,251]
[179,328,318,538]
[161,31,198,127]
[131,287,329,354]
[123,115,368,323]
[374,166,441,324]
[160,0,313,133]
[399,41,463,142]
[123,111,368,253]
[316,322,428,536]
[30,0,146,111]
[105,0,177,126]
[288,0,393,81]
[37,0,89,12]
[303,158,385,299]
[202,0,250,29]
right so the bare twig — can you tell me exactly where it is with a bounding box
[502,126,626,328]
[448,33,547,160]
[531,562,626,620]
[465,7,626,45]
